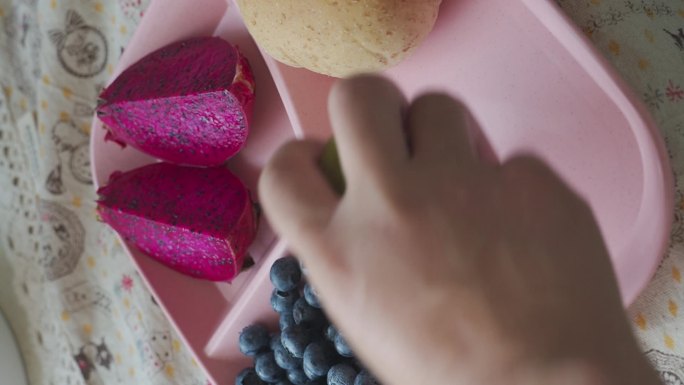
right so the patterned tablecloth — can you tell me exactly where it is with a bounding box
[0,1,683,384]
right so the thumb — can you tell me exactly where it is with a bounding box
[258,139,339,255]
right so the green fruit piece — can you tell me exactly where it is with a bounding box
[319,138,346,195]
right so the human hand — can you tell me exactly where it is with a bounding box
[259,75,660,385]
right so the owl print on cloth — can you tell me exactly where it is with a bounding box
[45,118,92,195]
[62,281,112,315]
[49,10,108,78]
[124,303,174,377]
[663,27,684,51]
[146,331,173,370]
[38,200,85,280]
[32,307,88,385]
[647,350,684,385]
[73,339,114,382]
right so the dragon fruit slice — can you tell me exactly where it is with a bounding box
[97,162,257,281]
[97,36,255,166]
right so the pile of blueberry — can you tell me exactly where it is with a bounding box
[235,256,381,385]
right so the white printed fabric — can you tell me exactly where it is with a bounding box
[0,0,683,384]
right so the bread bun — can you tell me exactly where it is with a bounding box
[237,0,442,78]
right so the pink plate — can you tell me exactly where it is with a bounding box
[90,0,673,384]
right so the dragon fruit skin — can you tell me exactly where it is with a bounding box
[97,36,255,166]
[96,163,257,281]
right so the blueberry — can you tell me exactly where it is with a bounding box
[270,256,302,292]
[327,364,357,385]
[235,367,266,385]
[353,370,380,385]
[239,324,271,356]
[325,325,337,341]
[255,352,286,383]
[293,298,325,328]
[288,368,309,385]
[273,336,303,370]
[281,324,313,358]
[275,381,294,385]
[303,341,337,380]
[272,289,301,314]
[303,284,321,308]
[280,312,297,330]
[333,333,353,358]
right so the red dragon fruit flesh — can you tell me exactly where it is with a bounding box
[97,162,258,281]
[96,36,255,166]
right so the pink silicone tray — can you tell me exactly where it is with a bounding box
[90,0,673,384]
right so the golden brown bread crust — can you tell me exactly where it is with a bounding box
[236,0,442,78]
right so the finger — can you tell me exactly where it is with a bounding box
[328,75,409,189]
[406,93,476,171]
[259,139,338,252]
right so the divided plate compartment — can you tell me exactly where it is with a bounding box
[90,0,673,384]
